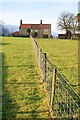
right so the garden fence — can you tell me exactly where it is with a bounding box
[30,35,80,119]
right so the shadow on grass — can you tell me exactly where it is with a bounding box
[2,53,19,119]
[0,42,10,46]
[2,52,50,119]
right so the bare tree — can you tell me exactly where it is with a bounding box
[0,20,11,36]
[76,13,80,31]
[0,20,5,36]
[0,20,5,27]
[76,13,80,40]
[57,12,75,39]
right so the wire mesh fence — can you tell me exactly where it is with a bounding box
[53,70,80,119]
[31,36,80,119]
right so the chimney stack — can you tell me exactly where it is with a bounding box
[40,20,42,24]
[20,20,22,25]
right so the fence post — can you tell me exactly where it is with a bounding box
[39,48,41,68]
[35,42,38,60]
[43,53,47,82]
[51,68,57,111]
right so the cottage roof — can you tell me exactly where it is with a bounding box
[19,24,51,29]
[12,31,19,35]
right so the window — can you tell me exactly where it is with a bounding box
[35,30,38,32]
[43,34,48,38]
[43,29,48,33]
[27,29,31,33]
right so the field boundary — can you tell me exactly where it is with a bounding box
[30,35,80,119]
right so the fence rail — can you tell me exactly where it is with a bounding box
[30,35,80,119]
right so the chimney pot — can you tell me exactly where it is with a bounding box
[40,20,42,24]
[20,20,22,25]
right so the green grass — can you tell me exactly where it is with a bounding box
[1,37,51,119]
[35,38,79,93]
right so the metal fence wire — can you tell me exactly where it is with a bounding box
[31,36,80,119]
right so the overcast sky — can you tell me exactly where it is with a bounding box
[0,1,79,33]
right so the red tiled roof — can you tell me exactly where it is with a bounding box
[31,24,41,29]
[41,24,51,29]
[20,24,31,29]
[20,24,51,29]
[12,31,19,35]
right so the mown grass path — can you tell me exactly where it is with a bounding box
[2,37,51,119]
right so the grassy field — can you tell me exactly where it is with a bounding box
[35,38,79,93]
[1,37,51,119]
